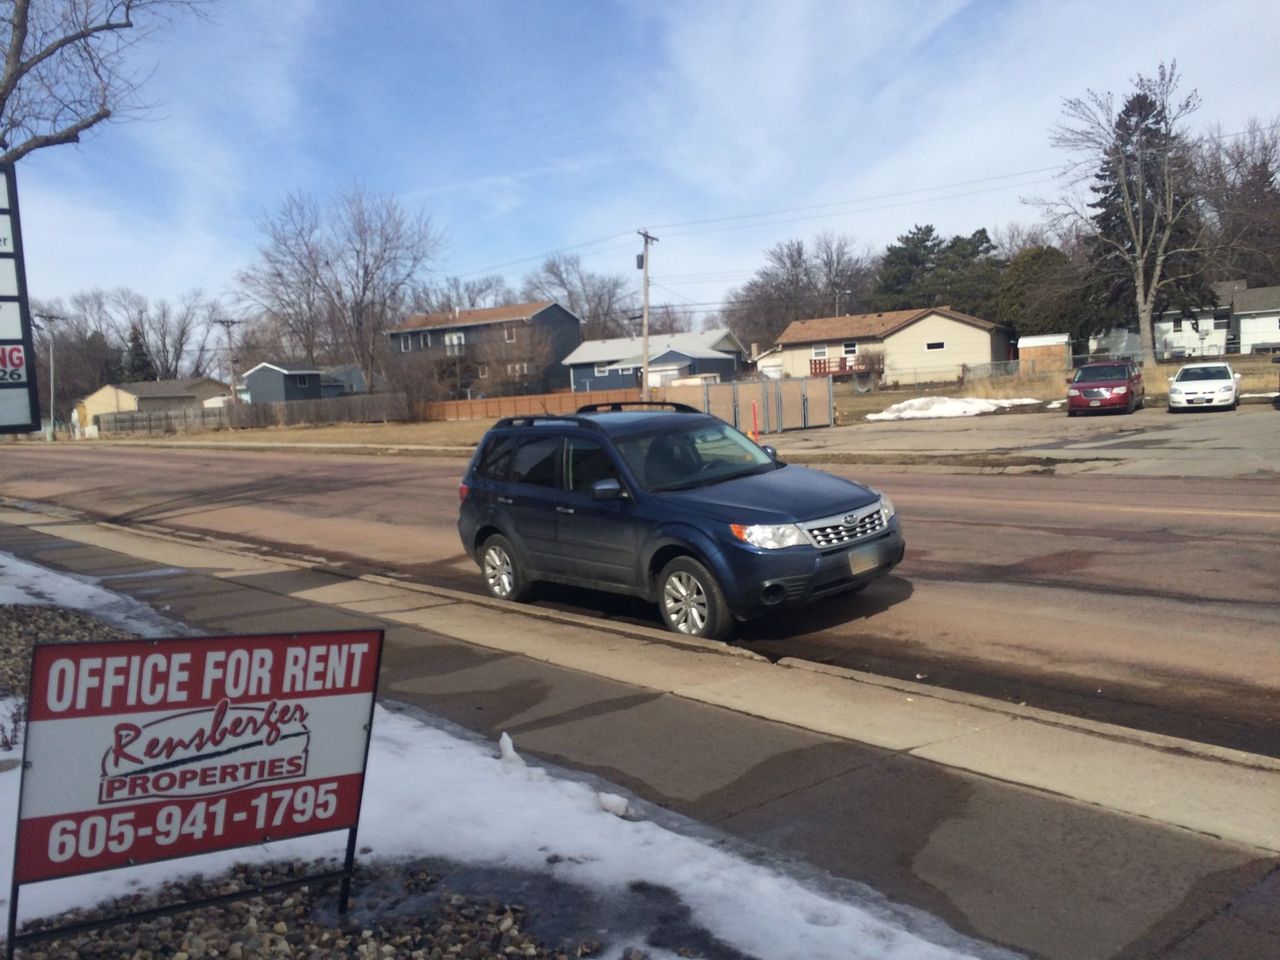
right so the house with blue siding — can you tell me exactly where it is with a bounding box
[562,329,747,392]
[387,300,582,397]
[242,362,324,404]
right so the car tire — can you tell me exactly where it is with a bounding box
[1067,409,1077,418]
[657,556,731,641]
[479,534,533,602]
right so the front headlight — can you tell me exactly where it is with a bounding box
[729,523,807,549]
[1218,385,1234,393]
[878,495,896,523]
[1112,385,1128,395]
[1067,388,1081,397]
[1170,387,1183,395]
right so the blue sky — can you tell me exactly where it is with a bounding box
[17,0,1280,325]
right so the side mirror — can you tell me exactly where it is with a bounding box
[1065,377,1073,385]
[1234,373,1242,381]
[762,445,777,460]
[591,477,626,500]
[1167,377,1175,383]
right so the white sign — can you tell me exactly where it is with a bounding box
[15,630,383,884]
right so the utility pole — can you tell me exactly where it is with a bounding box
[210,316,243,404]
[637,230,659,399]
[32,312,62,441]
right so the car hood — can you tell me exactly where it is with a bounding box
[656,464,879,523]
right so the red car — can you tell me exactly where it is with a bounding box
[1066,361,1145,416]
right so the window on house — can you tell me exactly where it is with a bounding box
[504,324,517,343]
[477,365,489,379]
[399,336,410,353]
[925,342,944,351]
[506,362,529,376]
[1172,319,1183,333]
[295,375,309,387]
[617,366,633,375]
[842,341,858,357]
[812,345,828,359]
[445,331,465,356]
[595,363,609,376]
[1213,317,1229,330]
[420,332,431,348]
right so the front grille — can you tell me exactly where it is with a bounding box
[1082,388,1109,399]
[805,505,886,548]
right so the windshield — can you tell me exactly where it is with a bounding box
[1073,365,1129,382]
[614,420,776,492]
[1175,366,1231,382]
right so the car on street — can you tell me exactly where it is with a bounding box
[457,402,905,640]
[1167,362,1242,412]
[1065,360,1146,416]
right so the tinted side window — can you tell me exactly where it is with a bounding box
[475,435,520,481]
[510,436,561,488]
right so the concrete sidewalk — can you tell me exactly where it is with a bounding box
[2,503,1278,960]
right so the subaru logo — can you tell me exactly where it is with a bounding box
[842,513,858,526]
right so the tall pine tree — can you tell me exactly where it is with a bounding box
[122,324,159,382]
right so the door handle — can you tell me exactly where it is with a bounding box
[556,506,575,514]
[496,496,514,504]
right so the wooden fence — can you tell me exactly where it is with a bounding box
[95,379,835,436]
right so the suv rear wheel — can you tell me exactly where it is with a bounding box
[480,534,533,602]
[657,557,731,640]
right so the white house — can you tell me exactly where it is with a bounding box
[773,307,1010,384]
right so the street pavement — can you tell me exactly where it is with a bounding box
[1,498,1277,960]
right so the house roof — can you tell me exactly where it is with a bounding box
[774,307,1000,346]
[561,329,745,367]
[242,362,322,377]
[1232,285,1280,314]
[387,300,560,334]
[118,377,227,398]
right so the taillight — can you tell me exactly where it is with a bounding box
[458,483,469,503]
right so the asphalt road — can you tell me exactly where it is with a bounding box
[2,410,1278,757]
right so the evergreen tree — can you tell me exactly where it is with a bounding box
[1053,63,1212,366]
[871,225,1004,317]
[871,225,942,310]
[122,324,159,382]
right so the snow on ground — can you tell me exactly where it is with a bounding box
[867,397,1043,421]
[0,554,1015,959]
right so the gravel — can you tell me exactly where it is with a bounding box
[1,604,750,960]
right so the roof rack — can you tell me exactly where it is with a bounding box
[491,413,604,432]
[576,401,702,414]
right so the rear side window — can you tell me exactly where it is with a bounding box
[509,436,561,487]
[475,435,520,481]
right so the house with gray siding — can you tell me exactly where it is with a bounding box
[562,329,747,392]
[242,362,323,404]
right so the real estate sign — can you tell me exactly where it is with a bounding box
[13,630,383,885]
[0,162,38,434]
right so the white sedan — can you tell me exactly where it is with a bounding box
[1167,362,1242,411]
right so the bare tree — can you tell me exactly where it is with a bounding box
[1049,63,1210,367]
[1198,117,1280,286]
[1,0,206,163]
[236,192,331,365]
[238,184,442,390]
[415,275,516,315]
[520,253,636,339]
[648,303,697,335]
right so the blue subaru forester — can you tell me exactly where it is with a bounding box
[457,402,904,640]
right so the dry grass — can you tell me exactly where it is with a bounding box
[148,419,493,448]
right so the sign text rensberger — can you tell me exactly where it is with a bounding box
[15,631,383,884]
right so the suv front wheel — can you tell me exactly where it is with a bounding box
[657,557,731,640]
[480,534,533,602]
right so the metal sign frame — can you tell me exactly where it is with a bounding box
[6,629,385,957]
[0,161,39,435]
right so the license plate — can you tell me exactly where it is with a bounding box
[1089,400,1101,407]
[849,545,883,575]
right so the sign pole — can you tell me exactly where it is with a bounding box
[0,162,40,435]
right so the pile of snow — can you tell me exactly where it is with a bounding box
[867,397,1043,421]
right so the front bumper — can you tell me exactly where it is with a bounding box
[1067,391,1131,413]
[1168,391,1234,409]
[717,524,906,619]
